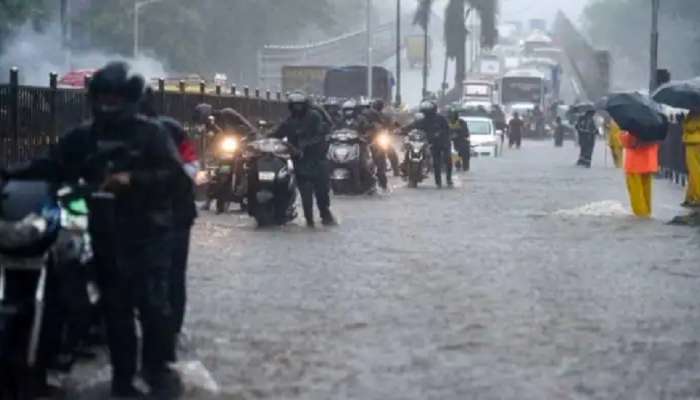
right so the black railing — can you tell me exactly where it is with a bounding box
[0,68,289,167]
[660,121,688,186]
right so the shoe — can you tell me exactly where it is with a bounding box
[681,201,700,209]
[306,218,315,228]
[447,180,454,187]
[436,182,442,188]
[111,380,144,398]
[320,210,337,226]
[143,368,183,399]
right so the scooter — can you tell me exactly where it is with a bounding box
[403,129,432,188]
[207,133,247,214]
[0,180,99,399]
[327,129,376,194]
[244,138,298,227]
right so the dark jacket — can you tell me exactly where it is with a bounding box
[508,118,524,137]
[8,115,183,239]
[158,117,197,228]
[402,113,451,147]
[273,109,327,176]
[449,118,470,150]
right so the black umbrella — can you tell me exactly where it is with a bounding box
[569,101,596,115]
[603,92,668,141]
[652,78,700,110]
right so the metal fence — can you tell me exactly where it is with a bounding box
[0,68,289,167]
[660,121,688,186]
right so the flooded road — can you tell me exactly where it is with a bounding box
[171,142,699,399]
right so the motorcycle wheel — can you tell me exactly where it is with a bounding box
[254,202,277,227]
[331,180,353,195]
[407,163,419,188]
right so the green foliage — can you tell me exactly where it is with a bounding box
[0,0,51,48]
[583,0,700,81]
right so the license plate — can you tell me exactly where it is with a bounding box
[258,171,276,181]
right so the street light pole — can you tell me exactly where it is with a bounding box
[395,0,402,107]
[367,0,374,99]
[649,0,660,93]
[134,0,164,59]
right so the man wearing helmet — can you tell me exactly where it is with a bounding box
[401,99,453,187]
[364,99,401,178]
[448,107,471,171]
[273,92,336,227]
[6,62,184,397]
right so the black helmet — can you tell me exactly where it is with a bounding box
[88,62,145,122]
[193,103,213,125]
[288,91,310,116]
[341,99,357,119]
[372,98,385,112]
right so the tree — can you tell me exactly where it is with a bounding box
[583,0,700,88]
[0,0,51,50]
[443,0,498,91]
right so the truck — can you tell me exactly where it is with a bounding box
[406,34,431,69]
[323,66,394,102]
[462,80,495,109]
[281,66,330,97]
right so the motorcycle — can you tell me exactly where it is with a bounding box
[206,133,247,214]
[403,129,432,188]
[0,180,97,399]
[327,129,376,194]
[244,138,298,227]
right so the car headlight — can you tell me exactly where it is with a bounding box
[220,137,238,153]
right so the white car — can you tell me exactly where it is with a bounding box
[462,116,500,158]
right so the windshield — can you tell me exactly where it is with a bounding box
[466,120,492,135]
[501,77,542,104]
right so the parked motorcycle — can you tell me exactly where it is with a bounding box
[0,180,96,399]
[244,138,297,227]
[327,129,376,194]
[403,130,432,188]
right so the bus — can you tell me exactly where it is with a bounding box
[323,66,394,102]
[500,69,546,112]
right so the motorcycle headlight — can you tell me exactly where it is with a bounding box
[376,132,390,149]
[220,137,238,153]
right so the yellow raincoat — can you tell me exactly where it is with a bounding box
[621,132,659,218]
[607,120,623,168]
[683,113,700,206]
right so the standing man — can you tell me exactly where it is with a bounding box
[273,92,337,227]
[7,62,183,397]
[401,100,453,187]
[576,110,598,168]
[448,108,470,171]
[508,112,524,149]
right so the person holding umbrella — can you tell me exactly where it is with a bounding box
[681,107,700,208]
[620,131,660,217]
[604,92,670,216]
[653,79,700,208]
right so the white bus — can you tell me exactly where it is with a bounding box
[500,69,546,112]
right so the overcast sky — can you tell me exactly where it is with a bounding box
[500,0,589,25]
[425,0,589,27]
